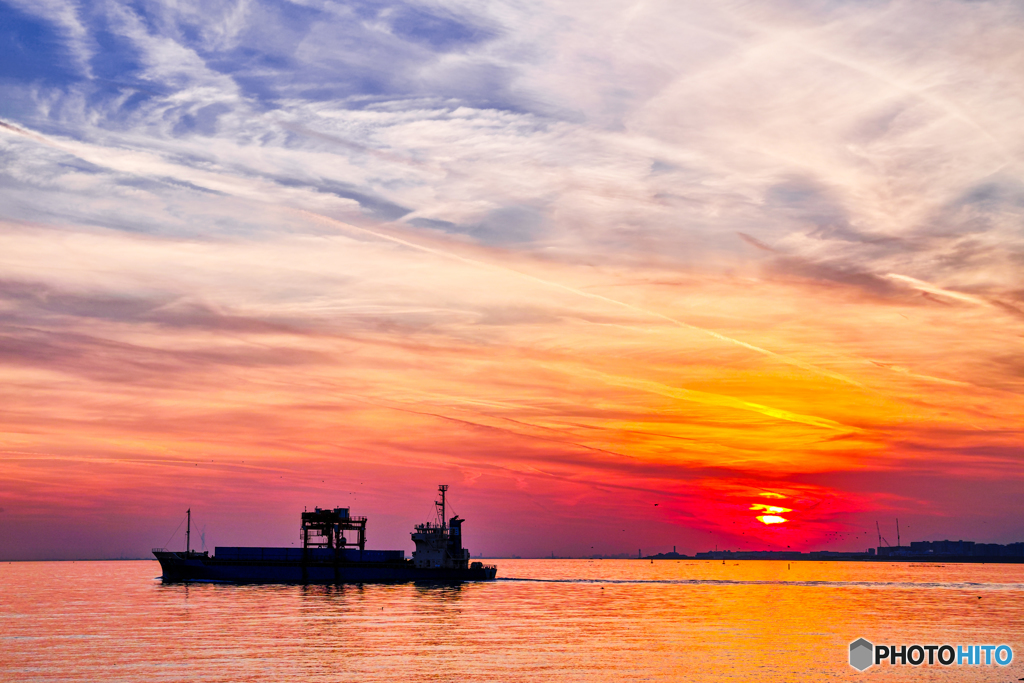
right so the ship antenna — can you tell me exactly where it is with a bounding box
[186,508,191,555]
[437,485,448,529]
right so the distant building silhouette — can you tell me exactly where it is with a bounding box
[644,539,1024,562]
[878,540,1024,558]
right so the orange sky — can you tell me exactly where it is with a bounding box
[0,215,1021,559]
[0,0,1022,559]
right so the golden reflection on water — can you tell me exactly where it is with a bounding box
[1,560,1022,681]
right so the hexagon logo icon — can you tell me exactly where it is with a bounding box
[849,638,874,671]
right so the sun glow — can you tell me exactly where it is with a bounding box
[756,515,788,525]
[752,502,792,525]
[750,504,792,515]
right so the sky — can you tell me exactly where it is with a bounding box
[0,0,1022,560]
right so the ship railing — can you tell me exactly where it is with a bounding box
[152,548,168,553]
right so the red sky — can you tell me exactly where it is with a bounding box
[0,0,1022,559]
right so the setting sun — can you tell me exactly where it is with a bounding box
[757,516,789,525]
[750,504,793,515]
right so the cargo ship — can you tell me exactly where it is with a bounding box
[153,485,497,583]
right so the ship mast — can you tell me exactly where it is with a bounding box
[436,485,448,529]
[186,508,191,555]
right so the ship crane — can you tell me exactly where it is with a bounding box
[300,507,367,551]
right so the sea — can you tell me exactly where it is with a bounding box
[1,559,1022,682]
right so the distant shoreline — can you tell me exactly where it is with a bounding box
[644,556,1024,564]
[2,558,153,562]
[643,550,1024,563]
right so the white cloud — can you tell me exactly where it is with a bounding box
[1,0,1022,297]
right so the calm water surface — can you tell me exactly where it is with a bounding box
[2,559,1023,681]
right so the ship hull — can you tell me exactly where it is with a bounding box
[154,551,498,584]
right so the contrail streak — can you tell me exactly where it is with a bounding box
[564,365,864,433]
[886,273,989,306]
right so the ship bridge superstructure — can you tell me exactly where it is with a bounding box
[411,485,471,570]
